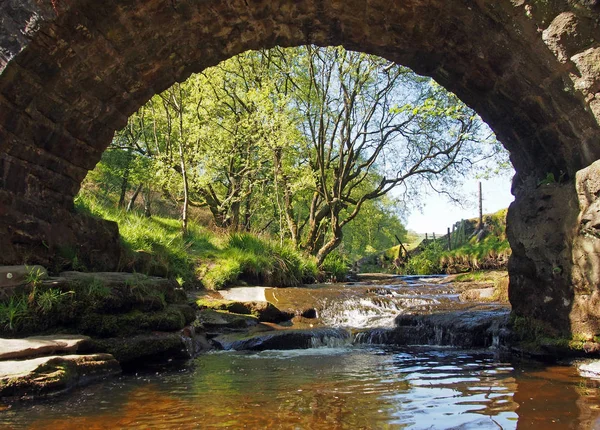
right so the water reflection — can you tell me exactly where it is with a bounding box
[1,347,600,429]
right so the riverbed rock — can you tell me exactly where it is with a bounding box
[89,332,191,365]
[196,309,259,330]
[578,361,600,379]
[0,353,121,400]
[460,287,496,301]
[0,335,91,360]
[356,307,511,349]
[213,328,351,351]
[197,296,294,323]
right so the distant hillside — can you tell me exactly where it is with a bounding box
[439,208,510,273]
[356,209,510,274]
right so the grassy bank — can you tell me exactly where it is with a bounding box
[358,209,511,276]
[74,193,321,289]
[440,209,510,274]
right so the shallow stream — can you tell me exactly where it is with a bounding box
[2,276,600,429]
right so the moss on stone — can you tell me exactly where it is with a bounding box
[90,333,188,364]
[78,305,189,338]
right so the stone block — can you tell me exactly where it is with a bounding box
[543,12,597,62]
[571,46,600,94]
[0,265,47,288]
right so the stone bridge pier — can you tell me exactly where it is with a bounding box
[0,0,599,340]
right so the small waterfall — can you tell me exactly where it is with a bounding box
[353,328,396,345]
[310,328,352,348]
[317,296,439,329]
[353,309,511,349]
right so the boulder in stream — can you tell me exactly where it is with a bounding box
[356,307,511,349]
[0,353,120,400]
[213,328,351,351]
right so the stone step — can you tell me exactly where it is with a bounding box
[0,265,47,288]
[0,353,121,400]
[0,335,91,361]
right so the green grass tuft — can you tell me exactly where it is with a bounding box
[75,193,318,290]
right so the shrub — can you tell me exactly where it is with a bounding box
[404,242,444,275]
[202,259,242,290]
[0,296,28,331]
[75,193,319,290]
[321,252,350,281]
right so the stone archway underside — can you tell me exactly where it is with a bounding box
[0,0,599,338]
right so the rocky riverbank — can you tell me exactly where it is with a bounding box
[3,268,598,402]
[0,267,201,401]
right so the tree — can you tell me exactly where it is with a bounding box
[274,46,491,264]
[96,45,504,265]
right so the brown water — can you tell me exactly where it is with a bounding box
[2,346,600,429]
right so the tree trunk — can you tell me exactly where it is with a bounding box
[118,167,130,208]
[315,228,343,266]
[142,186,152,218]
[175,86,189,237]
[273,148,299,246]
[126,183,143,212]
[178,142,189,236]
[243,196,252,231]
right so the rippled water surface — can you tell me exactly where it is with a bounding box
[2,346,600,429]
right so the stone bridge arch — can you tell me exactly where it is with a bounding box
[0,0,599,339]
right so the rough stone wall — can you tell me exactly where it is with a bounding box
[505,0,600,337]
[0,0,599,335]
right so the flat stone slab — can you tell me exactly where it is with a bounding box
[0,335,91,361]
[579,361,600,379]
[213,327,351,351]
[0,265,47,288]
[220,287,268,302]
[58,271,176,287]
[0,353,121,400]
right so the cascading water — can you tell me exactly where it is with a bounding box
[316,295,440,329]
[4,274,599,429]
[212,275,510,351]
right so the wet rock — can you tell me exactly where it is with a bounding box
[248,302,294,323]
[0,265,47,288]
[301,309,318,319]
[213,328,351,351]
[0,335,91,361]
[197,296,293,323]
[89,332,190,365]
[0,354,121,400]
[578,361,600,379]
[196,309,259,330]
[460,287,496,301]
[356,308,510,349]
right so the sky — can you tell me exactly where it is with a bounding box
[404,173,514,235]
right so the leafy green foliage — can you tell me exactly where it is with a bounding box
[24,266,45,288]
[201,233,318,290]
[85,277,112,299]
[35,289,71,314]
[0,296,28,331]
[321,252,350,282]
[83,45,507,270]
[440,209,510,272]
[76,192,318,289]
[404,242,444,275]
